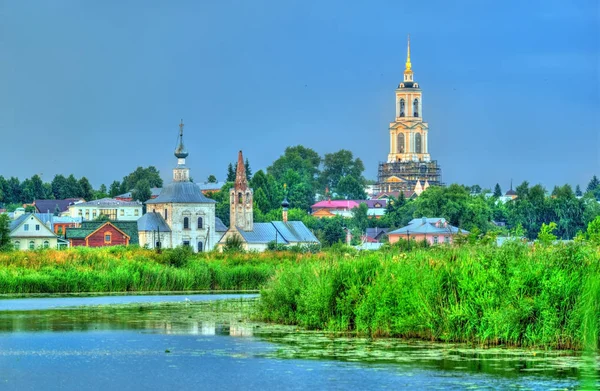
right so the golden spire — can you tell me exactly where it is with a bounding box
[404,34,412,73]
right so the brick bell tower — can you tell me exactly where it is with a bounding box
[229,151,253,231]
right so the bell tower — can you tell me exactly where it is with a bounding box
[388,35,430,163]
[229,151,253,231]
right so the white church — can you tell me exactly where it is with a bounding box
[137,121,227,251]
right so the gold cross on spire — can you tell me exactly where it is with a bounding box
[405,34,412,72]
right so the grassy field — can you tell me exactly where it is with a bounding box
[258,242,600,350]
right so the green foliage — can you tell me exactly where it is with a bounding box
[244,158,252,181]
[207,175,218,183]
[537,222,557,245]
[586,175,599,194]
[132,179,152,203]
[493,183,502,198]
[121,166,163,194]
[319,149,365,195]
[161,246,193,267]
[226,163,236,182]
[223,234,244,253]
[585,216,600,244]
[0,214,12,252]
[108,181,122,198]
[258,243,600,350]
[336,176,366,200]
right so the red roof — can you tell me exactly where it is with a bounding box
[311,200,360,209]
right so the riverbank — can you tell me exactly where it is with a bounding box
[0,246,292,294]
[258,242,600,351]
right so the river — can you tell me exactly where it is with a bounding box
[0,294,597,390]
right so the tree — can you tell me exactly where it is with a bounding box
[575,185,583,197]
[6,177,22,204]
[223,234,244,252]
[207,175,218,183]
[470,184,482,194]
[121,166,163,193]
[132,179,152,203]
[0,214,12,251]
[320,217,345,246]
[94,184,108,200]
[268,145,321,186]
[244,158,252,181]
[108,181,122,198]
[78,177,94,201]
[585,216,600,244]
[350,203,369,233]
[336,176,366,200]
[537,222,557,245]
[319,149,365,193]
[22,174,48,202]
[586,175,599,193]
[226,163,236,182]
[65,175,82,198]
[51,174,69,199]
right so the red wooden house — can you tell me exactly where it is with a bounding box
[67,221,131,247]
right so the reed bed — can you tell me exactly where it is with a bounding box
[258,242,600,350]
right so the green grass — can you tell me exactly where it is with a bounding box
[258,242,600,350]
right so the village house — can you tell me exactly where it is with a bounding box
[33,198,84,215]
[66,221,138,247]
[68,198,143,221]
[217,151,319,252]
[387,217,467,245]
[310,199,387,219]
[8,213,60,250]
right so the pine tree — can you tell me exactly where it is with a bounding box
[226,163,236,182]
[245,158,252,181]
[586,175,600,193]
[0,214,11,251]
[575,185,582,197]
[493,183,502,198]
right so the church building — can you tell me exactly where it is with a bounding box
[375,36,443,194]
[138,121,226,252]
[218,151,319,252]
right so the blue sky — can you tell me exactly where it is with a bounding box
[1,0,598,191]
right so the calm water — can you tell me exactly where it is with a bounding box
[0,295,597,390]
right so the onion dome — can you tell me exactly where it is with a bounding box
[281,197,290,209]
[174,120,189,159]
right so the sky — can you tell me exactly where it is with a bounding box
[1,0,598,192]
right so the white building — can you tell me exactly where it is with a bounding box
[69,198,142,221]
[9,213,59,250]
[138,121,225,252]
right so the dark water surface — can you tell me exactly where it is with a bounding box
[0,295,597,390]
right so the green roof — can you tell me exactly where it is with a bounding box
[66,221,139,245]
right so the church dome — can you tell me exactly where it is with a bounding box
[174,143,188,159]
[281,197,290,209]
[146,181,215,204]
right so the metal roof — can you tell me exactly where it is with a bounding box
[75,198,142,208]
[9,214,29,232]
[146,182,216,204]
[215,217,228,232]
[237,223,287,244]
[137,212,171,232]
[389,218,468,235]
[271,221,319,243]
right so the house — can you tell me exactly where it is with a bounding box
[68,198,143,221]
[31,213,82,235]
[33,198,84,215]
[137,121,221,252]
[9,213,59,250]
[387,217,467,245]
[217,151,319,252]
[310,199,387,219]
[66,221,139,247]
[364,227,390,243]
[197,181,227,195]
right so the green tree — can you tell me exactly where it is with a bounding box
[6,177,22,204]
[244,158,252,181]
[268,145,321,186]
[94,184,108,200]
[493,183,502,198]
[22,174,48,202]
[350,203,369,233]
[121,166,163,193]
[132,179,152,203]
[336,175,366,200]
[207,175,218,183]
[319,149,365,193]
[223,234,244,252]
[0,214,12,251]
[65,175,83,198]
[537,222,557,245]
[226,163,236,182]
[78,177,94,201]
[51,174,69,199]
[320,217,345,246]
[108,181,122,198]
[470,184,482,194]
[586,175,599,193]
[585,216,600,244]
[575,184,582,197]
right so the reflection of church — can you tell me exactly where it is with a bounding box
[375,36,443,195]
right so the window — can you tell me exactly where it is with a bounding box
[413,99,419,117]
[444,236,450,244]
[92,210,97,218]
[29,241,35,250]
[183,240,190,247]
[238,192,243,203]
[397,133,405,153]
[399,99,405,117]
[134,209,139,216]
[35,224,40,231]
[85,211,89,220]
[43,241,49,249]
[78,209,83,217]
[120,209,124,216]
[433,236,439,244]
[198,217,203,229]
[164,209,168,220]
[155,241,161,249]
[99,209,117,220]
[197,242,203,252]
[183,217,189,230]
[24,224,29,231]
[415,133,422,154]
[104,233,112,244]
[14,241,20,250]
